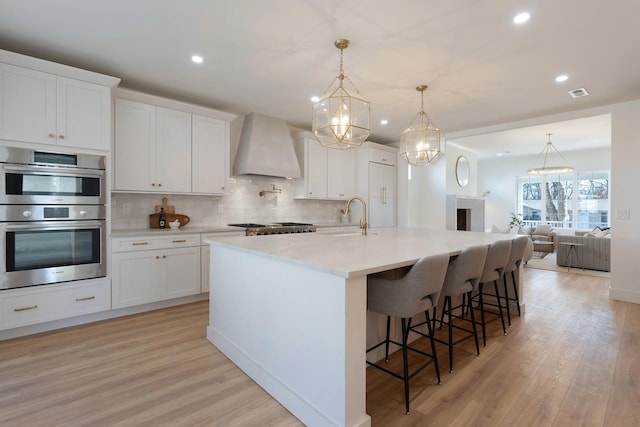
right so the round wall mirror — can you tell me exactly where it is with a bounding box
[456,156,470,187]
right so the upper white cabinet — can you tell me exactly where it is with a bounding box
[114,99,191,193]
[294,132,356,200]
[0,62,113,150]
[113,89,235,195]
[192,114,228,194]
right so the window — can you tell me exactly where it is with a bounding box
[516,171,609,230]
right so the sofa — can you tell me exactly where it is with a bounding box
[556,231,611,272]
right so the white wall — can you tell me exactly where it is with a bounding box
[609,100,640,303]
[478,146,611,231]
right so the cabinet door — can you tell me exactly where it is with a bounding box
[369,162,396,228]
[164,246,200,300]
[0,63,56,145]
[156,107,192,193]
[192,114,228,194]
[112,250,162,308]
[305,138,328,198]
[114,99,156,191]
[201,244,210,294]
[327,148,356,200]
[57,77,110,150]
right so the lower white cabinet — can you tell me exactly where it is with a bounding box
[0,278,110,330]
[111,234,201,309]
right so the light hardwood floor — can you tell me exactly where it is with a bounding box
[1,268,638,427]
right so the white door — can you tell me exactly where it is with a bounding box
[57,77,110,150]
[0,63,56,145]
[156,107,192,193]
[369,162,396,227]
[192,114,227,194]
[114,99,157,191]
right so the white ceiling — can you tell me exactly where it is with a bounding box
[1,0,637,158]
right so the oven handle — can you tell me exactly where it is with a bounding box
[1,220,105,232]
[1,164,104,177]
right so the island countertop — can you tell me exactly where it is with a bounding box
[206,227,514,279]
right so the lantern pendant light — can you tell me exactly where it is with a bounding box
[312,39,370,150]
[400,85,444,166]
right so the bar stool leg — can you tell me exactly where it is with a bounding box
[511,270,521,316]
[385,315,391,362]
[503,274,512,326]
[466,291,480,356]
[424,310,441,384]
[493,279,507,335]
[479,283,487,347]
[401,318,410,415]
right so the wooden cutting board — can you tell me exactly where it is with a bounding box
[154,197,175,214]
[149,213,190,229]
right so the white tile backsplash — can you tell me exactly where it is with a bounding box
[111,175,348,229]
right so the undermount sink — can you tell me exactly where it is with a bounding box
[323,231,377,237]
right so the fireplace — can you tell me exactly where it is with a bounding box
[446,195,485,232]
[457,209,470,231]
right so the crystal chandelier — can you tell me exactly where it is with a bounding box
[527,133,574,174]
[400,85,444,166]
[312,39,370,150]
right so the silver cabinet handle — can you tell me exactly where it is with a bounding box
[75,296,95,302]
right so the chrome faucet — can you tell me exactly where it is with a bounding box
[345,196,368,236]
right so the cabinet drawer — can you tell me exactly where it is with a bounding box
[112,234,201,252]
[1,279,110,330]
[369,148,397,165]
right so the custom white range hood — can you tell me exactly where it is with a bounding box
[234,112,301,179]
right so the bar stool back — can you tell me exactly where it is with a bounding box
[435,245,488,373]
[502,235,529,325]
[367,253,450,415]
[475,239,511,346]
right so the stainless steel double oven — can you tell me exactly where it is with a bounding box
[0,147,107,290]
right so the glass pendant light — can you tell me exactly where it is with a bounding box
[312,39,370,150]
[400,85,444,166]
[527,133,574,174]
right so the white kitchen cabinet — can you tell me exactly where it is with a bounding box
[0,63,111,150]
[0,278,110,330]
[111,234,201,309]
[114,99,191,193]
[294,131,356,200]
[328,148,357,199]
[192,114,228,195]
[369,162,396,227]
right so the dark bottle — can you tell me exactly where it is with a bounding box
[159,207,166,229]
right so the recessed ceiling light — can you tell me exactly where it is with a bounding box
[380,119,388,125]
[310,96,320,103]
[191,55,203,64]
[513,12,530,24]
[555,75,569,83]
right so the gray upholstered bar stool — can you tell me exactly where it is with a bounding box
[502,235,530,325]
[435,244,488,373]
[473,239,511,347]
[366,253,450,415]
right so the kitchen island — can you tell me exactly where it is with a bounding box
[205,228,518,427]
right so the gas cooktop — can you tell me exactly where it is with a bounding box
[228,222,316,236]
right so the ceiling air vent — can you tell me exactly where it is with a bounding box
[568,87,589,98]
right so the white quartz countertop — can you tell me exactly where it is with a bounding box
[206,227,515,279]
[110,222,357,238]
